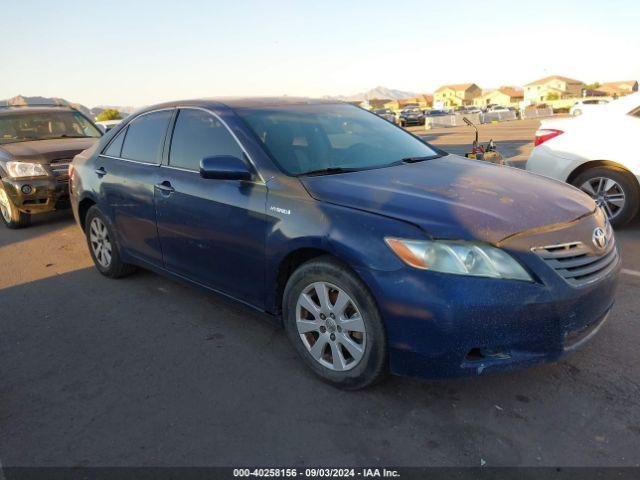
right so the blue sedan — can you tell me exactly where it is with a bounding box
[70,98,620,389]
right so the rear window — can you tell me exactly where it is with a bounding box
[120,110,173,163]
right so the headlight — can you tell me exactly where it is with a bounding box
[385,237,533,281]
[5,161,48,178]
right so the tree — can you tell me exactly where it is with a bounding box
[96,109,122,121]
[583,82,601,91]
[546,92,560,101]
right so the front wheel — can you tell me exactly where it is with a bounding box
[0,183,31,229]
[283,256,388,389]
[572,166,640,227]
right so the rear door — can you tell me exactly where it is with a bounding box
[96,109,174,266]
[154,108,268,307]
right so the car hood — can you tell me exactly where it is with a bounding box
[300,155,595,244]
[0,137,98,163]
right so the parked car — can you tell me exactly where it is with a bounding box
[526,93,639,227]
[0,105,102,228]
[372,108,396,124]
[570,99,609,117]
[72,98,620,389]
[457,106,482,115]
[424,109,450,117]
[398,107,425,127]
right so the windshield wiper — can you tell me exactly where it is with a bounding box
[400,155,438,163]
[300,167,361,176]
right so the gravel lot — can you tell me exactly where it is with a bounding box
[1,119,639,468]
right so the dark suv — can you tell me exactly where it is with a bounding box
[398,107,425,127]
[0,105,102,228]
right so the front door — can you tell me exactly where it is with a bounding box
[154,108,268,308]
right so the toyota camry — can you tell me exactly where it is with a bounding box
[70,98,620,389]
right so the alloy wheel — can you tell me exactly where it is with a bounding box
[0,187,11,223]
[89,217,113,268]
[296,282,366,371]
[579,177,626,221]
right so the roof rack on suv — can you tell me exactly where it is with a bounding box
[0,103,77,110]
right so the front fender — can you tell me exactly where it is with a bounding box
[264,193,426,312]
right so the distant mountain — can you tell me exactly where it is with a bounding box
[0,95,93,118]
[325,86,419,102]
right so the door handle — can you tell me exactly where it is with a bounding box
[155,181,175,195]
[95,167,107,177]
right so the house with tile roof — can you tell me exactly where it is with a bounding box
[524,75,584,104]
[433,83,481,107]
[595,80,638,97]
[474,86,524,107]
[383,94,433,111]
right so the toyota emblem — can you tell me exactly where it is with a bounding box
[592,227,608,250]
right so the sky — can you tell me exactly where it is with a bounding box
[2,0,639,108]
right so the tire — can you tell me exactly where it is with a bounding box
[0,183,31,229]
[283,256,388,389]
[85,205,136,278]
[572,166,640,227]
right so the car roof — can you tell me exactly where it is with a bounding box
[0,105,77,115]
[137,97,343,113]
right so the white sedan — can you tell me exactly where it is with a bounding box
[569,98,609,116]
[526,93,640,227]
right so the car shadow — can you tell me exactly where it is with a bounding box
[1,266,637,467]
[0,209,75,248]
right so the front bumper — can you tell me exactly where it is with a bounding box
[1,176,70,214]
[355,240,621,379]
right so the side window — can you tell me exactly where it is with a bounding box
[103,127,127,157]
[169,109,244,171]
[121,110,173,163]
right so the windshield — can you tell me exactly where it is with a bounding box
[237,104,440,175]
[0,110,102,145]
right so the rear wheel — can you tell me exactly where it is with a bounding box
[0,183,31,229]
[572,166,640,227]
[283,256,388,389]
[85,205,136,278]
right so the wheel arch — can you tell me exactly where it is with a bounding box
[77,196,97,231]
[274,247,344,316]
[566,159,640,190]
[272,246,383,319]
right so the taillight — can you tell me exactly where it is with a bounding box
[534,128,563,146]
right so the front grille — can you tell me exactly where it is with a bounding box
[533,237,618,287]
[50,159,71,183]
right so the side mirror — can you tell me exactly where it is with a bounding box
[200,155,253,181]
